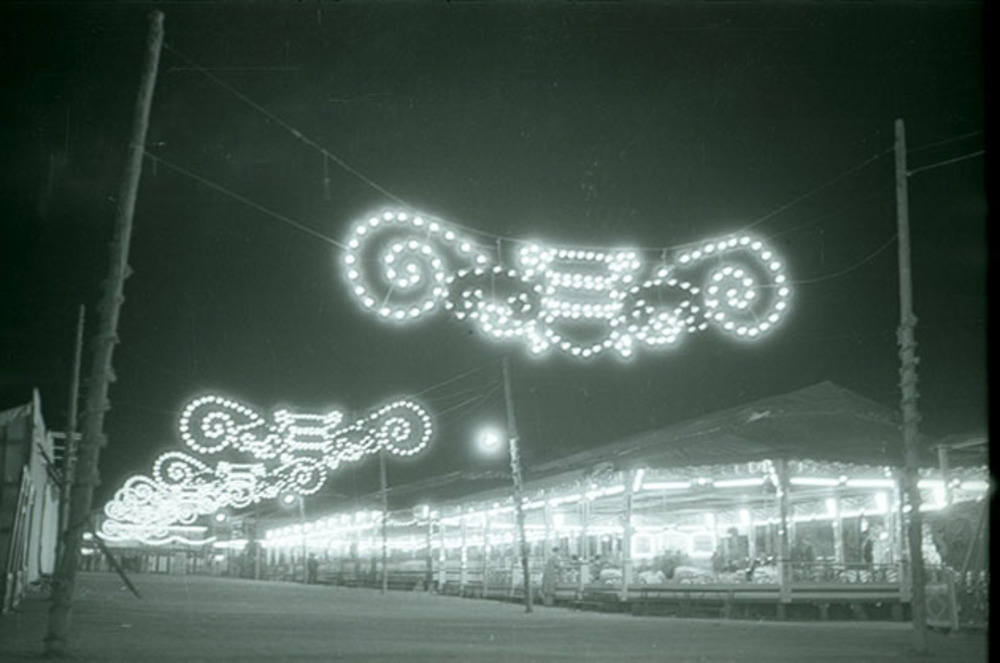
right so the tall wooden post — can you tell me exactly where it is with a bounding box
[831,496,845,564]
[253,502,261,581]
[298,498,307,584]
[775,459,792,614]
[578,493,590,598]
[379,448,389,594]
[620,470,634,602]
[503,357,533,613]
[543,492,553,561]
[893,471,911,601]
[434,512,445,592]
[56,305,85,569]
[482,511,490,597]
[937,446,953,508]
[895,117,928,652]
[45,11,164,656]
[459,507,468,594]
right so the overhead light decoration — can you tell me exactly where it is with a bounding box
[100,394,432,545]
[341,210,791,359]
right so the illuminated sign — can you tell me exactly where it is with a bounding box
[100,395,432,545]
[342,210,791,359]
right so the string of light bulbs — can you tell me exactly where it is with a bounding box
[162,43,922,256]
[100,393,433,545]
[342,209,791,360]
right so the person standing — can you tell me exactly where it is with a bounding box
[862,531,875,568]
[541,548,563,606]
[307,554,319,584]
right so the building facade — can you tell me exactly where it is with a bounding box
[1,390,60,613]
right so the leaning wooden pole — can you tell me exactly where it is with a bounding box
[45,11,164,655]
[894,118,928,653]
[379,447,389,594]
[55,305,85,569]
[503,357,533,613]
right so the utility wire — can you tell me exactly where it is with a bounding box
[160,42,983,282]
[907,130,983,155]
[792,233,898,286]
[414,363,492,397]
[163,43,410,208]
[908,150,985,177]
[144,150,345,248]
[736,147,893,237]
[438,382,503,427]
[763,191,890,240]
[435,383,502,421]
[163,45,905,256]
[422,382,501,406]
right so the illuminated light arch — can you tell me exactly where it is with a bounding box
[99,394,433,545]
[341,209,792,359]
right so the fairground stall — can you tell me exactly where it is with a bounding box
[261,382,989,624]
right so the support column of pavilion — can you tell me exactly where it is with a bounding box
[620,469,635,602]
[459,506,468,594]
[577,491,590,599]
[775,458,792,619]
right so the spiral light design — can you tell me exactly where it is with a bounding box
[342,209,792,359]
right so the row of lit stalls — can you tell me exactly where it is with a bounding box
[84,520,263,578]
[261,458,989,597]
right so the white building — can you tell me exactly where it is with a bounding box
[0,390,61,613]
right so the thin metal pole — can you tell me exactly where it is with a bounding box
[775,458,791,614]
[503,357,533,613]
[253,502,261,581]
[427,512,435,592]
[379,447,389,594]
[620,469,634,602]
[895,118,928,653]
[56,305,85,569]
[45,11,164,656]
[937,446,952,508]
[299,498,307,584]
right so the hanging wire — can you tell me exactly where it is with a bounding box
[413,363,494,398]
[791,233,898,286]
[421,381,501,406]
[159,42,984,294]
[735,147,893,236]
[148,142,905,292]
[161,43,904,256]
[765,191,891,240]
[908,150,985,177]
[163,43,411,207]
[437,382,503,427]
[906,130,983,155]
[144,150,346,248]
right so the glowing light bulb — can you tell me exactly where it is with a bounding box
[341,210,792,359]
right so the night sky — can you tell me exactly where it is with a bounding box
[1,3,988,510]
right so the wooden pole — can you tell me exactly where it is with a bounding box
[253,502,261,581]
[503,357,533,613]
[379,447,389,594]
[937,446,953,508]
[45,11,163,656]
[298,498,307,584]
[775,458,791,615]
[578,490,589,598]
[56,305,85,569]
[434,511,444,592]
[895,118,928,652]
[620,470,634,602]
[459,507,468,594]
[482,511,490,598]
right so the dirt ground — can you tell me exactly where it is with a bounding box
[0,572,987,662]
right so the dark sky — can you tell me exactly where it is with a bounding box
[1,2,988,510]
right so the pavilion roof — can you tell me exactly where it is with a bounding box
[528,381,908,479]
